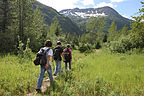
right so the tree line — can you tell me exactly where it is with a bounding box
[0,0,45,53]
[78,2,144,53]
[0,0,144,54]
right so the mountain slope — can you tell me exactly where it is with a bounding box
[59,6,132,30]
[34,1,82,34]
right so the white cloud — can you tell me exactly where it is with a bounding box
[94,2,117,8]
[111,0,125,3]
[37,0,80,11]
[80,0,95,6]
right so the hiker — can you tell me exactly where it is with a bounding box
[63,44,72,70]
[53,41,63,75]
[36,40,53,93]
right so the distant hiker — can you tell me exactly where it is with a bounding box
[53,41,63,76]
[36,40,53,93]
[63,44,72,70]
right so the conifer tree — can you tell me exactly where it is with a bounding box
[0,0,17,52]
[108,21,118,42]
[49,20,62,36]
[121,25,128,36]
[15,0,45,51]
[86,17,106,45]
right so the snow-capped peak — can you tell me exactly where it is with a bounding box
[60,8,107,18]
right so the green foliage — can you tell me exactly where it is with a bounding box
[79,43,92,53]
[108,2,144,53]
[109,35,132,53]
[18,38,24,59]
[23,38,32,60]
[95,41,102,49]
[0,54,39,96]
[18,38,32,61]
[121,24,129,35]
[85,17,106,44]
[108,21,118,42]
[0,0,46,53]
[0,0,17,52]
[129,18,144,48]
[49,20,62,36]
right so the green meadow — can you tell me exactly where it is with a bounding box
[0,50,144,96]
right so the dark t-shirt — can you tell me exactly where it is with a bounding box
[53,46,63,61]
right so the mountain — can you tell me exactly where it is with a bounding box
[34,1,82,34]
[59,6,132,30]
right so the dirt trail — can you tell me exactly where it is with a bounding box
[27,50,100,96]
[26,76,56,96]
[96,50,100,53]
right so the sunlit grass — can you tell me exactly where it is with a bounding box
[0,50,144,95]
[0,54,40,95]
[74,50,144,95]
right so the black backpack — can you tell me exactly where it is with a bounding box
[64,48,71,62]
[33,48,50,66]
[53,47,61,60]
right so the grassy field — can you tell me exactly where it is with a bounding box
[71,50,144,96]
[0,54,40,95]
[0,50,144,96]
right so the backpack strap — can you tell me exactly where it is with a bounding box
[45,48,51,53]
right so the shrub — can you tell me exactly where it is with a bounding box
[109,35,132,53]
[79,43,92,53]
[23,39,32,60]
[95,41,101,49]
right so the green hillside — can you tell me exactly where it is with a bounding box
[34,1,82,34]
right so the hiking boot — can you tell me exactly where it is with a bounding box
[36,89,42,93]
[53,73,57,76]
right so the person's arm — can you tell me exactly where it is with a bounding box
[62,52,64,60]
[45,55,50,69]
[70,49,72,61]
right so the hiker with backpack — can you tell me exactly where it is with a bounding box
[53,41,63,76]
[36,40,53,93]
[63,44,72,70]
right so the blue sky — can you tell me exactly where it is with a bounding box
[37,0,143,19]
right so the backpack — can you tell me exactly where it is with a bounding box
[53,47,61,60]
[33,48,50,66]
[64,48,71,62]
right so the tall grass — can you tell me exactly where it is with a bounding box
[75,50,144,95]
[0,50,144,95]
[44,50,144,96]
[0,54,40,96]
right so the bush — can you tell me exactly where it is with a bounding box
[95,41,101,49]
[109,35,132,53]
[23,39,32,60]
[79,43,92,53]
[126,48,144,54]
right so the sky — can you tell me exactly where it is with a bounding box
[37,0,143,19]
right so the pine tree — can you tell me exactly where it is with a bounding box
[0,0,17,52]
[121,24,128,36]
[86,17,106,45]
[15,0,45,51]
[103,33,108,42]
[49,20,62,36]
[108,21,118,42]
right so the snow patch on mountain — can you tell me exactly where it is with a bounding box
[74,12,106,18]
[60,10,107,18]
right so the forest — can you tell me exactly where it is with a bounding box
[0,0,144,95]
